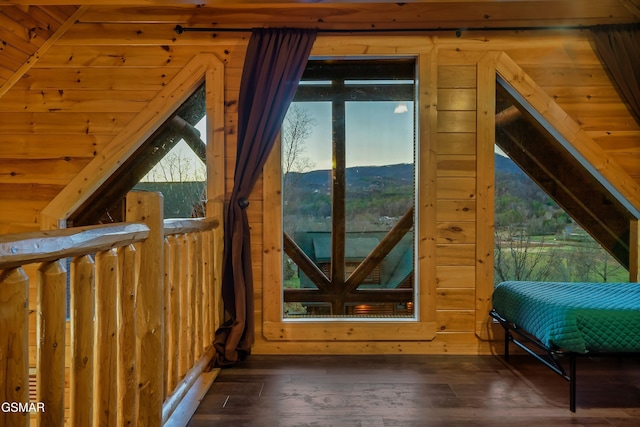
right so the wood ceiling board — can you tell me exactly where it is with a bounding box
[0,6,85,97]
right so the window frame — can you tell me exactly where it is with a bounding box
[262,37,437,341]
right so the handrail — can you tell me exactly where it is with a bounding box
[163,217,219,236]
[0,222,150,270]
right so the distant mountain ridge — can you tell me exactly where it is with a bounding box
[287,154,523,189]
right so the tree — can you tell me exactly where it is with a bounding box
[564,240,625,282]
[494,226,561,284]
[138,142,207,217]
[141,143,206,183]
[282,105,317,190]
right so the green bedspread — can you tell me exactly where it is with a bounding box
[492,281,640,353]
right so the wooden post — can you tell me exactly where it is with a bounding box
[70,255,95,427]
[475,52,500,340]
[36,260,67,427]
[117,244,139,426]
[126,191,164,426]
[631,219,639,282]
[94,249,118,426]
[205,56,225,342]
[0,268,30,427]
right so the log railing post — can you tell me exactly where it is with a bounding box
[0,268,30,427]
[94,249,118,426]
[201,230,213,351]
[178,234,189,380]
[70,255,95,427]
[117,244,139,426]
[190,233,201,361]
[186,234,196,366]
[167,235,180,395]
[37,260,67,427]
[163,237,171,401]
[126,191,164,426]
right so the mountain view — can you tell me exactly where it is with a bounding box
[284,154,627,284]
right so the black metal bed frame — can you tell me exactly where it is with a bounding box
[490,309,580,412]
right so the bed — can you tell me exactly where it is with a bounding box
[490,281,640,411]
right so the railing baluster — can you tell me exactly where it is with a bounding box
[212,226,224,336]
[201,230,212,351]
[70,255,95,427]
[178,234,189,380]
[193,232,203,359]
[167,235,180,394]
[94,249,118,426]
[117,244,138,427]
[37,260,67,427]
[0,267,30,427]
[163,237,171,400]
[187,233,197,365]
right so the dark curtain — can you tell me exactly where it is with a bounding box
[591,23,640,124]
[213,28,317,366]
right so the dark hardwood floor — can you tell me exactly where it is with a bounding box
[188,354,640,426]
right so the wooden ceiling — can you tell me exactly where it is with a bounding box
[1,1,639,97]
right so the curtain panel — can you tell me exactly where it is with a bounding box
[213,28,317,366]
[591,23,640,124]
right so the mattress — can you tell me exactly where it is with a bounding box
[492,281,640,353]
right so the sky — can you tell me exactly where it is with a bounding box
[289,101,416,171]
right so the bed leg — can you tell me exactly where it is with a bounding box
[569,353,576,412]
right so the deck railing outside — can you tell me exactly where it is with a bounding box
[0,191,222,426]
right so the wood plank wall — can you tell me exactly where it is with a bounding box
[0,6,638,357]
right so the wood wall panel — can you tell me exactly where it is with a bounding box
[0,158,89,185]
[0,112,132,134]
[437,222,476,244]
[437,177,476,200]
[436,133,476,155]
[436,288,476,310]
[438,65,476,88]
[436,200,476,222]
[436,266,475,288]
[34,45,198,68]
[0,135,110,158]
[436,310,475,332]
[0,90,155,113]
[13,68,179,91]
[437,244,476,266]
[437,155,476,177]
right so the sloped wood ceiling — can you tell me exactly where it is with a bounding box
[0,5,81,96]
[0,1,639,233]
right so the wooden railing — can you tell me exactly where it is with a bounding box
[0,191,222,426]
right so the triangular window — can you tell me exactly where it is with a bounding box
[494,77,632,282]
[69,83,207,226]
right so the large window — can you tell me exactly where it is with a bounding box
[281,59,417,318]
